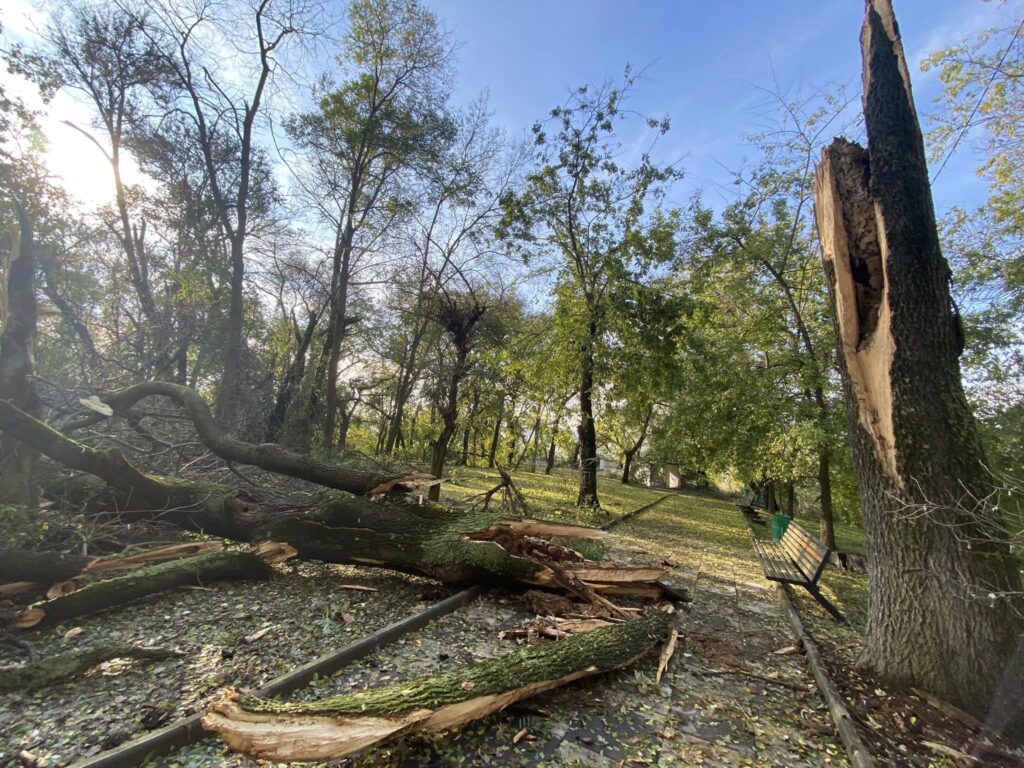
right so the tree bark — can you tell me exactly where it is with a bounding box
[265,311,318,443]
[203,611,673,763]
[322,219,355,454]
[15,552,270,629]
[577,320,600,507]
[621,403,654,485]
[0,644,183,693]
[487,394,505,469]
[0,206,41,505]
[813,0,1023,722]
[0,549,95,584]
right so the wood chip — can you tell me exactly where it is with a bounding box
[772,645,800,655]
[243,626,274,645]
[79,395,114,416]
[921,740,981,764]
[46,580,77,600]
[512,727,529,745]
[251,541,298,566]
[0,582,37,598]
[64,626,85,640]
[656,628,678,684]
[12,607,44,629]
[336,585,378,592]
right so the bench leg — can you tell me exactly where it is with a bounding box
[806,584,846,623]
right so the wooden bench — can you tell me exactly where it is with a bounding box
[735,493,766,525]
[750,521,845,622]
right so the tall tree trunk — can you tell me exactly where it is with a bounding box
[577,321,599,508]
[814,0,1022,723]
[817,447,835,548]
[529,409,542,473]
[337,398,356,455]
[266,312,318,443]
[487,395,504,469]
[812,386,837,548]
[217,234,246,426]
[0,207,41,505]
[322,221,354,455]
[385,321,427,455]
[545,439,557,475]
[460,388,479,465]
[621,403,655,485]
[545,410,563,475]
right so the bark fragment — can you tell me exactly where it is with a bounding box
[0,644,184,693]
[14,552,271,629]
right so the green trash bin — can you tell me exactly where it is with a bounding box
[770,514,792,543]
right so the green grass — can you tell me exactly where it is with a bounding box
[440,465,666,527]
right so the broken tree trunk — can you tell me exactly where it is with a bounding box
[813,0,1023,722]
[62,381,426,496]
[0,401,672,605]
[203,610,672,762]
[14,552,270,629]
[0,204,42,505]
[0,644,184,693]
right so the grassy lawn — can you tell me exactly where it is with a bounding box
[441,465,667,527]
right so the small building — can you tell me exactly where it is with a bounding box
[662,463,681,489]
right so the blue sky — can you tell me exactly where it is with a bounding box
[2,0,1020,218]
[429,0,1023,217]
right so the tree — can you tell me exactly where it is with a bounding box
[602,276,686,485]
[284,0,454,453]
[500,73,680,507]
[14,3,177,376]
[814,0,1022,724]
[923,16,1024,482]
[137,0,313,425]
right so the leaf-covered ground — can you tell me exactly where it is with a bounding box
[0,562,446,766]
[3,469,1015,767]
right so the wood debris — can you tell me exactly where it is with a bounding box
[656,628,678,684]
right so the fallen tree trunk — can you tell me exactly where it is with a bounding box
[0,644,184,693]
[84,541,225,574]
[0,549,95,583]
[61,381,428,496]
[0,400,674,603]
[14,552,271,629]
[203,610,672,762]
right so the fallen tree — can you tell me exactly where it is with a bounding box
[202,610,673,762]
[14,552,271,629]
[0,644,184,693]
[60,381,429,496]
[0,400,675,605]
